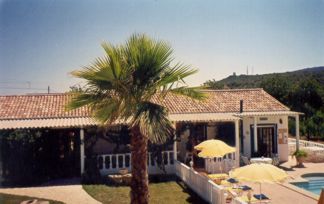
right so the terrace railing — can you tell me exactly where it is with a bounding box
[97,150,175,175]
[288,138,324,154]
[175,160,226,204]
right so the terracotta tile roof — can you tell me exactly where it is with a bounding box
[152,88,289,114]
[0,94,89,120]
[0,89,289,120]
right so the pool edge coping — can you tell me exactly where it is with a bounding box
[281,176,320,201]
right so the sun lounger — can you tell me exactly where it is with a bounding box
[247,194,271,203]
[225,188,243,203]
[208,173,228,184]
[227,187,243,196]
[236,195,259,203]
[227,178,239,183]
[220,180,231,186]
[238,185,252,191]
[208,173,228,179]
[254,193,270,200]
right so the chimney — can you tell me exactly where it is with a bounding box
[240,100,243,113]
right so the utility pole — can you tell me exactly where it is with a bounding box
[48,86,50,94]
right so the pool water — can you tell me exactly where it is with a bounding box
[292,174,324,195]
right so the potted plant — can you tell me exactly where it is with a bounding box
[292,150,308,166]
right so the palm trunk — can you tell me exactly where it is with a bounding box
[130,125,149,204]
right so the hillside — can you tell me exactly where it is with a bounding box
[204,66,324,89]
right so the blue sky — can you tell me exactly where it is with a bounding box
[1,0,323,94]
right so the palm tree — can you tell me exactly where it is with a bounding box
[68,34,204,204]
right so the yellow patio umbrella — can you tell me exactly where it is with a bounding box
[194,139,236,158]
[229,163,289,203]
[194,139,235,173]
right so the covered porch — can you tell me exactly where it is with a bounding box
[235,111,303,162]
[173,113,241,174]
[94,113,241,175]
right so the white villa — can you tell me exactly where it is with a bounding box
[0,88,302,179]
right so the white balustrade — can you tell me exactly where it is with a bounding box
[205,152,237,174]
[289,138,324,154]
[97,150,175,175]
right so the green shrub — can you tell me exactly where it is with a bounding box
[292,150,308,158]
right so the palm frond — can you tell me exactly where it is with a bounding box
[68,33,204,145]
[131,101,174,144]
[66,92,105,110]
[159,65,198,89]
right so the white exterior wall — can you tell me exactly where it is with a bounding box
[92,138,119,154]
[242,115,289,162]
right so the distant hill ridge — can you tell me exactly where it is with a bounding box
[205,66,324,89]
[205,66,324,138]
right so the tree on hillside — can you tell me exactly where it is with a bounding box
[67,34,204,204]
[260,76,291,105]
[291,79,323,114]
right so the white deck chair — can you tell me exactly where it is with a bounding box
[241,155,251,165]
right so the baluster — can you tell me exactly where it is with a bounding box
[112,155,116,169]
[109,155,112,169]
[102,156,105,170]
[116,154,119,169]
[123,154,125,168]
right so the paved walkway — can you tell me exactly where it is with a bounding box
[245,157,324,204]
[0,183,101,204]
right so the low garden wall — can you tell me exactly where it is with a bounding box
[289,138,324,163]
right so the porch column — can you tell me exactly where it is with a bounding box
[80,127,85,175]
[295,115,300,151]
[253,116,258,153]
[173,122,177,161]
[234,120,240,167]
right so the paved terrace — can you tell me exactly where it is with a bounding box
[0,181,101,204]
[245,157,323,204]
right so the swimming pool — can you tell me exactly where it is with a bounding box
[291,173,324,195]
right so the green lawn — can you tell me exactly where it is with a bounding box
[0,193,64,204]
[83,181,208,204]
